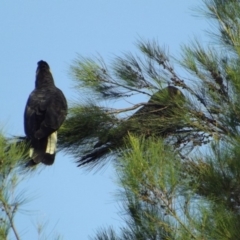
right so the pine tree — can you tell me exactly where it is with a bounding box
[0,133,63,240]
[59,0,240,239]
[0,132,28,240]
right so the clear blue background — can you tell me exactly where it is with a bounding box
[0,1,208,239]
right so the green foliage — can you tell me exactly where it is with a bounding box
[0,132,64,239]
[59,0,240,239]
[202,0,240,53]
[91,135,240,240]
[0,132,28,240]
[58,103,117,153]
[186,140,240,212]
[59,85,189,169]
[62,7,240,166]
[117,135,179,239]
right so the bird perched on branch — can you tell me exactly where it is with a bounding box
[77,86,185,168]
[24,60,67,166]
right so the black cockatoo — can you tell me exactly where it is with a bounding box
[77,86,185,167]
[24,60,67,166]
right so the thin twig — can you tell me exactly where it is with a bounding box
[2,201,20,240]
[108,102,167,114]
[97,69,152,97]
[147,184,197,240]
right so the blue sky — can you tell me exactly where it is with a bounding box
[0,1,209,239]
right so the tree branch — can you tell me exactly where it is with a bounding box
[1,200,20,240]
[108,102,168,114]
